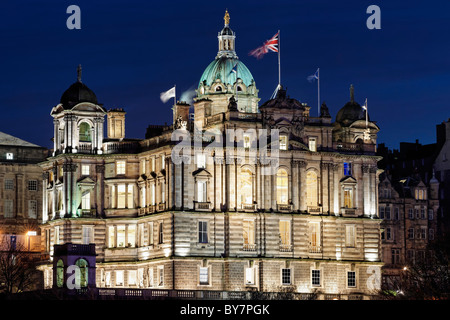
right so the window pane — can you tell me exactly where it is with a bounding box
[128,225,136,247]
[117,225,126,247]
[117,185,126,208]
[241,168,253,205]
[277,169,288,204]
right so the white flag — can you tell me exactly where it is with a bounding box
[160,86,175,103]
[362,98,367,110]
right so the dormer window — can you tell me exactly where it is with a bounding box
[415,189,427,200]
[215,86,222,92]
[6,153,13,160]
[279,136,288,150]
[309,137,317,152]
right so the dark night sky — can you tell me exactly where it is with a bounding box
[1,0,449,150]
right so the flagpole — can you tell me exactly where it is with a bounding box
[174,84,177,125]
[278,29,281,88]
[365,98,368,128]
[317,68,320,116]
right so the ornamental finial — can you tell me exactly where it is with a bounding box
[77,64,82,83]
[350,84,354,102]
[224,9,230,26]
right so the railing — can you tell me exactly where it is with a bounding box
[308,245,322,253]
[277,204,292,212]
[103,141,140,154]
[80,209,96,218]
[308,206,322,214]
[158,203,166,211]
[334,142,376,154]
[241,203,257,212]
[279,244,293,252]
[194,202,211,211]
[243,243,256,252]
[78,142,93,154]
[341,208,356,216]
[138,205,156,216]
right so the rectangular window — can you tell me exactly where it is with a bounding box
[82,225,94,244]
[157,266,164,286]
[128,270,137,286]
[105,271,111,287]
[408,208,414,219]
[108,226,115,248]
[309,222,321,250]
[138,224,144,247]
[243,220,255,246]
[4,199,13,218]
[161,154,165,170]
[344,188,353,208]
[115,271,124,286]
[198,221,208,244]
[117,225,126,247]
[343,162,352,176]
[243,134,251,149]
[158,222,164,244]
[279,220,291,246]
[394,207,400,220]
[311,269,321,287]
[245,267,255,285]
[197,181,207,202]
[429,228,435,240]
[117,184,126,208]
[279,135,288,150]
[199,267,209,285]
[281,268,291,285]
[81,191,90,210]
[428,209,434,220]
[151,184,156,205]
[386,227,392,240]
[28,200,37,219]
[4,179,13,190]
[415,208,420,219]
[420,208,426,219]
[391,249,400,264]
[54,226,60,245]
[141,160,146,175]
[28,180,37,191]
[347,271,356,288]
[148,222,154,245]
[385,207,391,220]
[116,161,126,175]
[379,206,385,219]
[141,186,146,208]
[151,158,155,172]
[128,225,136,247]
[81,165,90,176]
[309,137,317,152]
[127,184,133,208]
[345,225,356,247]
[420,228,426,240]
[408,228,414,239]
[196,153,206,169]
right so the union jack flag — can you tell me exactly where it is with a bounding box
[249,32,279,59]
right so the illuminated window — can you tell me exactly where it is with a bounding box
[241,168,253,205]
[140,186,146,207]
[128,270,137,286]
[158,222,164,244]
[245,267,255,285]
[306,171,318,207]
[128,184,134,208]
[279,220,291,246]
[79,122,91,142]
[81,165,90,176]
[128,225,136,247]
[28,200,37,219]
[28,180,37,191]
[138,224,144,247]
[6,153,13,160]
[243,220,255,247]
[282,268,291,285]
[161,154,165,170]
[116,161,126,175]
[81,191,90,210]
[276,169,288,205]
[198,221,208,244]
[75,259,88,287]
[141,160,146,174]
[148,268,154,287]
[117,185,126,208]
[151,183,156,205]
[344,188,353,208]
[197,181,207,202]
[54,226,60,245]
[157,266,164,286]
[105,271,111,287]
[309,222,321,250]
[345,225,356,247]
[196,153,206,169]
[4,179,13,190]
[82,225,94,244]
[115,271,124,286]
[117,225,126,247]
[56,260,64,288]
[311,269,321,287]
[347,271,356,288]
[243,134,251,149]
[199,267,209,285]
[279,135,288,150]
[151,158,155,172]
[309,137,317,152]
[108,226,115,248]
[148,222,154,245]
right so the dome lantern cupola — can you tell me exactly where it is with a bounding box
[217,10,237,59]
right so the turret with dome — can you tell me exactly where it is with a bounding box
[195,10,260,115]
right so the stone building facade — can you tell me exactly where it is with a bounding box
[37,12,383,299]
[0,131,48,252]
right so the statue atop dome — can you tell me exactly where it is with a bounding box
[224,9,230,26]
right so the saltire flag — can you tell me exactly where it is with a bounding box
[307,68,319,82]
[229,62,238,74]
[160,86,176,103]
[362,98,368,110]
[249,32,279,59]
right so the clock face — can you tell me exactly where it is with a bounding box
[6,152,13,160]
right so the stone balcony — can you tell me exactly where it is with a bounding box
[277,203,293,213]
[308,206,322,215]
[193,201,212,212]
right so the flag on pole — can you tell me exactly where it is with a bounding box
[249,32,279,59]
[160,86,176,103]
[229,62,238,74]
[307,68,319,82]
[362,98,368,110]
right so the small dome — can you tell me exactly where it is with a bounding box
[336,101,367,124]
[60,81,98,109]
[199,57,254,88]
[220,26,234,36]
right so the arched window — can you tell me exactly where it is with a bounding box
[56,259,64,288]
[237,86,242,92]
[75,258,89,288]
[277,169,288,205]
[79,122,91,142]
[215,86,222,92]
[241,168,253,205]
[306,171,318,207]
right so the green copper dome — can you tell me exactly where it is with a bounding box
[199,57,255,88]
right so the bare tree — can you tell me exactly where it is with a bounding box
[0,235,40,298]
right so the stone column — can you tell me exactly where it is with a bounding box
[362,164,370,217]
[321,162,329,214]
[53,118,59,155]
[292,160,299,211]
[299,160,307,212]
